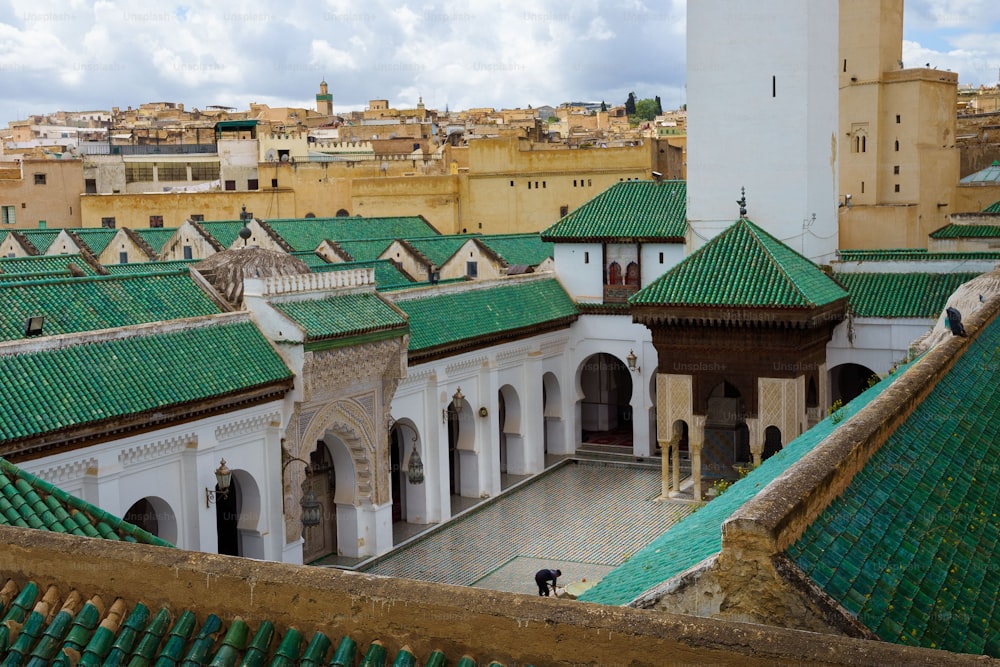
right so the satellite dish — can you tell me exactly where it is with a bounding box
[264,148,277,162]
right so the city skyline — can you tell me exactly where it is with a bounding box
[1,0,999,127]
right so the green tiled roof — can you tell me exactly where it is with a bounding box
[960,160,1000,184]
[581,366,911,606]
[334,238,396,262]
[17,230,61,253]
[631,218,848,308]
[0,254,97,279]
[788,318,1000,656]
[404,235,476,267]
[265,216,439,252]
[132,228,179,254]
[0,273,221,341]
[393,278,578,352]
[839,273,981,318]
[837,249,1000,262]
[272,291,407,346]
[929,224,1000,239]
[0,321,292,444]
[288,251,332,269]
[198,221,247,249]
[0,459,172,546]
[477,234,553,266]
[984,201,1000,214]
[0,585,480,666]
[540,180,687,241]
[103,260,196,275]
[312,259,414,289]
[71,229,118,255]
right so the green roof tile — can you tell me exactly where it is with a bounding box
[632,218,848,309]
[198,220,247,248]
[404,236,476,267]
[288,251,333,269]
[983,201,1000,214]
[0,272,221,341]
[272,290,407,344]
[477,233,553,267]
[102,260,196,275]
[0,320,292,444]
[0,459,171,546]
[265,216,439,252]
[16,230,62,254]
[333,239,397,262]
[541,180,687,241]
[70,229,118,255]
[0,254,97,279]
[392,278,578,352]
[131,228,179,254]
[837,249,1000,262]
[929,224,1000,239]
[581,364,914,606]
[788,317,1000,655]
[838,273,981,318]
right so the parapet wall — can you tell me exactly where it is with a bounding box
[0,526,968,667]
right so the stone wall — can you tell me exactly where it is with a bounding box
[0,527,974,667]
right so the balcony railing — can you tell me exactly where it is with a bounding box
[603,284,639,304]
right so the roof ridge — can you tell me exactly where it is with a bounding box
[739,218,821,306]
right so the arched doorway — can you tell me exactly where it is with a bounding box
[447,393,476,504]
[390,428,405,523]
[579,353,634,448]
[498,384,523,486]
[123,496,177,545]
[302,437,355,563]
[830,363,878,405]
[763,426,783,461]
[215,476,240,556]
[704,381,747,480]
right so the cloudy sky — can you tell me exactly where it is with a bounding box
[1,0,999,126]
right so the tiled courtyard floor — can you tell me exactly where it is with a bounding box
[357,460,693,595]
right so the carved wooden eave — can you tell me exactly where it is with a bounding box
[1,380,293,464]
[630,299,848,331]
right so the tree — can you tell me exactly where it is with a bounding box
[625,92,636,116]
[634,98,659,121]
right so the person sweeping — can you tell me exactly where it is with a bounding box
[534,568,562,596]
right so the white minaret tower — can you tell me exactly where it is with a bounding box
[686,0,839,263]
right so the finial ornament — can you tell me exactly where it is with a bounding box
[737,187,747,217]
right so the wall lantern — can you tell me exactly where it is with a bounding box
[299,486,322,527]
[407,441,425,485]
[442,386,465,423]
[626,349,640,373]
[205,459,232,508]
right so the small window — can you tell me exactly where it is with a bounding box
[587,179,592,187]
[894,140,899,152]
[271,178,278,188]
[119,251,128,264]
[573,180,577,187]
[85,178,97,194]
[101,217,116,229]
[0,205,15,225]
[510,180,514,187]
[183,246,193,260]
[466,261,478,278]
[893,165,900,175]
[894,184,900,193]
[861,181,865,194]
[843,59,847,73]
[224,180,236,191]
[659,252,664,264]
[772,75,776,98]
[542,181,546,188]
[33,173,46,185]
[584,251,590,264]
[559,205,569,217]
[528,182,532,190]
[248,179,259,191]
[190,214,204,222]
[149,215,163,228]
[896,114,901,124]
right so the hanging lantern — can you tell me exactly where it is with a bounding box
[300,484,321,528]
[407,445,425,485]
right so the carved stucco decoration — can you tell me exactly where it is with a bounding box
[656,373,693,443]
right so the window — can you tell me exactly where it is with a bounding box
[894,184,900,193]
[119,251,128,264]
[224,180,236,191]
[509,180,514,187]
[893,165,900,175]
[528,182,532,190]
[1,206,14,225]
[625,262,640,286]
[659,252,664,264]
[894,140,899,152]
[584,251,590,264]
[183,246,193,260]
[843,59,847,73]
[190,214,204,222]
[33,173,46,185]
[587,179,592,187]
[466,261,478,278]
[149,215,163,228]
[271,178,278,188]
[190,162,220,181]
[559,205,569,217]
[896,114,901,124]
[156,163,186,181]
[607,262,623,285]
[101,217,116,229]
[85,179,97,194]
[125,162,153,183]
[772,75,776,98]
[248,179,259,190]
[861,181,865,194]
[573,180,577,187]
[542,181,546,188]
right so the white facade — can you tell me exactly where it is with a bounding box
[687,0,840,263]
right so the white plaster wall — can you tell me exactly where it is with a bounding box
[640,243,685,287]
[827,317,934,376]
[833,259,1000,274]
[687,0,839,263]
[553,243,603,302]
[17,402,290,562]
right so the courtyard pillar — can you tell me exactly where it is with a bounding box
[691,415,706,500]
